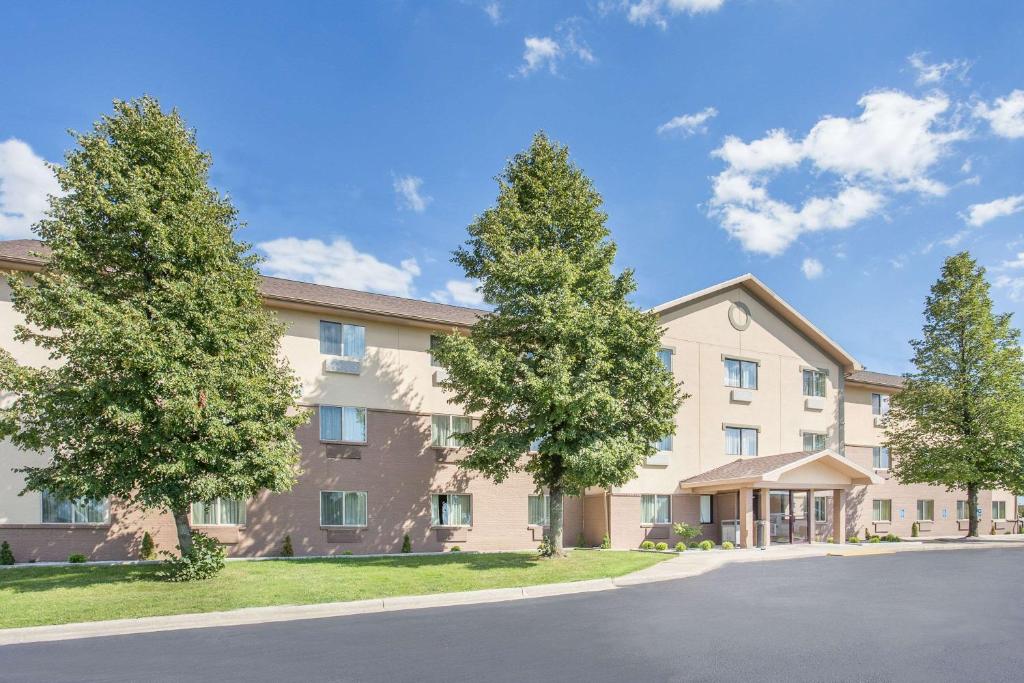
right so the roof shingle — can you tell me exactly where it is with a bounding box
[845,369,904,389]
[680,451,812,485]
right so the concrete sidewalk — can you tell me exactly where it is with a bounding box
[3,539,1022,647]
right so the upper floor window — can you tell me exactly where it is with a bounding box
[993,500,1007,520]
[431,415,472,448]
[802,369,826,397]
[528,494,549,526]
[41,492,110,524]
[802,432,826,451]
[641,494,671,524]
[320,321,366,358]
[430,334,443,367]
[872,446,891,470]
[657,348,673,372]
[653,434,673,452]
[431,493,472,526]
[320,405,368,443]
[871,393,890,416]
[916,499,934,522]
[320,490,368,527]
[725,426,758,456]
[192,498,246,526]
[724,358,757,389]
[872,499,892,522]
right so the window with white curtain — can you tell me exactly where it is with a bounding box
[802,369,827,397]
[916,499,934,522]
[699,495,712,524]
[192,498,246,525]
[41,492,110,524]
[641,494,670,524]
[528,494,549,526]
[431,415,472,448]
[320,491,368,527]
[653,434,673,452]
[992,500,1007,520]
[871,393,890,416]
[872,446,890,469]
[725,426,758,456]
[724,358,758,389]
[814,495,830,523]
[802,432,826,451]
[657,348,673,372]
[319,405,367,442]
[319,321,366,358]
[431,494,472,526]
[956,500,969,520]
[872,499,892,522]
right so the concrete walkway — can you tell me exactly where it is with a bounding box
[2,539,1022,646]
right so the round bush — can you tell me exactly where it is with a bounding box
[67,553,87,563]
[687,542,700,549]
[654,542,668,551]
[848,536,860,544]
[640,540,656,550]
[157,532,225,582]
[868,536,881,543]
[721,541,734,550]
[698,540,714,551]
[450,546,462,552]
[674,542,686,552]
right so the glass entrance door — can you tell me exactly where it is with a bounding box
[769,491,790,544]
[791,491,809,543]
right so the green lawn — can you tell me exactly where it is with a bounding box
[0,551,666,629]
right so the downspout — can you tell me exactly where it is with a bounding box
[838,371,846,457]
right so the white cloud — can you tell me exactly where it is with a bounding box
[974,90,1024,139]
[431,279,485,306]
[392,175,432,213]
[0,139,61,239]
[626,0,726,28]
[517,21,593,77]
[907,52,970,86]
[656,106,718,137]
[963,194,1024,227]
[994,252,1024,300]
[708,90,966,255]
[258,237,421,297]
[801,257,823,280]
[483,2,501,24]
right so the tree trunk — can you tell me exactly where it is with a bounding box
[549,485,565,557]
[173,508,194,555]
[967,484,979,538]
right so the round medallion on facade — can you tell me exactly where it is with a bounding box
[728,301,751,331]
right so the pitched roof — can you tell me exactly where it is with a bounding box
[680,451,812,485]
[651,273,861,372]
[0,239,483,327]
[679,449,881,489]
[845,369,905,390]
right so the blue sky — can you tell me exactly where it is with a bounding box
[2,1,1023,373]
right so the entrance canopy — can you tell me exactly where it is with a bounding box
[679,450,881,494]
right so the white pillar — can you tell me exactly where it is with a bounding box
[833,489,847,544]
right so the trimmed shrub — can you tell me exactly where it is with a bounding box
[848,536,860,544]
[640,540,656,550]
[675,542,686,552]
[342,550,353,555]
[672,522,702,544]
[721,541,734,550]
[538,536,555,558]
[157,532,226,582]
[826,536,835,544]
[450,546,462,552]
[882,533,901,543]
[68,553,87,563]
[0,540,14,565]
[698,540,714,551]
[688,541,700,549]
[911,522,919,538]
[281,534,295,557]
[654,542,668,551]
[140,531,156,560]
[868,535,881,543]
[600,534,611,550]
[401,533,412,554]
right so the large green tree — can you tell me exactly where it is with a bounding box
[0,97,306,556]
[432,133,683,556]
[884,252,1024,536]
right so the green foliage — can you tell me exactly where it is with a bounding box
[0,97,306,562]
[674,542,686,552]
[698,540,714,551]
[885,253,1024,537]
[868,535,881,543]
[342,551,353,556]
[640,541,656,550]
[157,532,225,582]
[721,541,734,550]
[576,532,586,548]
[826,536,835,544]
[882,533,901,542]
[401,533,412,554]
[911,522,919,538]
[672,522,702,543]
[654,542,668,551]
[688,542,700,549]
[140,531,156,560]
[431,133,684,554]
[450,546,462,553]
[67,553,87,563]
[600,533,611,550]
[538,536,556,557]
[1,540,14,564]
[848,536,860,544]
[281,534,294,558]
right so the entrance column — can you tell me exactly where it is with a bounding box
[738,487,754,548]
[832,489,847,544]
[808,488,817,542]
[758,487,770,548]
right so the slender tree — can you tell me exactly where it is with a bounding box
[0,97,306,558]
[432,133,683,556]
[884,253,1024,536]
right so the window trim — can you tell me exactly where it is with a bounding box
[916,499,934,522]
[801,368,828,398]
[871,392,890,416]
[319,490,369,528]
[814,495,830,523]
[657,347,674,373]
[191,497,247,526]
[699,494,713,524]
[527,493,550,527]
[992,500,1007,521]
[431,414,472,449]
[318,404,368,444]
[801,431,827,451]
[430,492,473,528]
[39,493,111,526]
[723,357,758,390]
[319,320,366,358]
[956,500,969,521]
[872,499,892,522]
[640,494,672,526]
[723,424,759,456]
[871,446,891,470]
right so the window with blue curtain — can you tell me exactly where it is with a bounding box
[657,348,673,372]
[320,405,367,442]
[320,321,366,358]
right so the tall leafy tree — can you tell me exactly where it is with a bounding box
[0,97,306,556]
[432,133,683,555]
[884,253,1024,536]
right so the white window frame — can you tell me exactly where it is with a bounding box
[528,494,549,527]
[657,348,673,373]
[956,500,969,521]
[40,493,110,525]
[431,493,473,527]
[872,499,892,522]
[319,320,366,358]
[802,432,826,451]
[319,405,368,443]
[431,414,472,448]
[724,426,758,456]
[916,499,934,522]
[802,368,827,398]
[872,446,891,470]
[699,495,713,524]
[871,393,890,416]
[724,358,758,389]
[814,495,830,523]
[653,434,673,452]
[319,490,368,528]
[992,500,1007,521]
[429,334,443,368]
[641,494,671,525]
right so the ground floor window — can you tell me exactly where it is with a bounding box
[916,499,934,522]
[528,494,549,526]
[699,495,712,524]
[41,492,110,524]
[641,494,670,524]
[872,446,890,469]
[320,491,368,527]
[192,498,246,525]
[802,432,826,451]
[957,500,969,520]
[724,426,758,456]
[431,493,472,526]
[992,500,1007,520]
[814,495,830,523]
[872,499,891,522]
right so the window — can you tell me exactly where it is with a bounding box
[641,494,670,524]
[653,434,673,452]
[431,415,472,448]
[320,491,368,527]
[319,405,367,443]
[872,446,891,470]
[724,358,757,389]
[802,369,826,397]
[528,494,549,526]
[699,495,712,524]
[871,393,890,416]
[319,321,366,358]
[993,500,1007,520]
[814,495,830,523]
[657,348,673,372]
[872,499,892,522]
[956,500,969,520]
[431,494,472,526]
[916,499,934,522]
[192,498,246,526]
[725,426,758,456]
[802,432,826,451]
[430,334,443,367]
[41,493,109,524]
